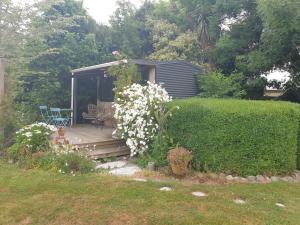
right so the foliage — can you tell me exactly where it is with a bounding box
[198,71,246,98]
[137,134,173,168]
[14,123,57,153]
[113,82,172,156]
[257,0,300,83]
[109,0,153,58]
[54,153,95,174]
[16,0,111,117]
[167,98,299,176]
[31,152,56,171]
[107,51,141,97]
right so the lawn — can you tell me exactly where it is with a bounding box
[0,162,299,225]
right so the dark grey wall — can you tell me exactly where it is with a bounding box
[155,61,202,98]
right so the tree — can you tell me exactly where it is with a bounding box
[109,0,153,58]
[198,71,246,98]
[16,0,109,117]
[257,0,300,89]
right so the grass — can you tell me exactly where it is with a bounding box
[0,162,300,225]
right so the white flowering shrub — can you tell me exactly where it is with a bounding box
[15,122,57,153]
[114,82,172,156]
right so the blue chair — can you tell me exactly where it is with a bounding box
[50,107,70,127]
[39,106,54,124]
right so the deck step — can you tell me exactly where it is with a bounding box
[88,146,130,159]
[75,139,126,149]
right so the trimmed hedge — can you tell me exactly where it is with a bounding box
[167,98,299,176]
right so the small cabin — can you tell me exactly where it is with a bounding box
[70,59,203,125]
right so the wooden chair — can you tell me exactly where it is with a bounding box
[82,104,97,123]
[97,102,116,128]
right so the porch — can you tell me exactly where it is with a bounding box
[63,125,129,159]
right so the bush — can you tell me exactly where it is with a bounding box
[14,123,57,153]
[167,98,299,176]
[114,82,171,156]
[136,134,173,168]
[54,153,95,174]
[198,72,246,98]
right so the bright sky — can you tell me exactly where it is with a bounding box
[83,0,143,25]
[14,0,144,25]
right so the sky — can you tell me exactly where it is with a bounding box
[14,0,144,24]
[83,0,143,25]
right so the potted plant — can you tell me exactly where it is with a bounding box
[168,145,192,177]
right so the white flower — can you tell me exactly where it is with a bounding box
[114,82,171,156]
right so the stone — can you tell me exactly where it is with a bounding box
[271,176,280,182]
[265,176,271,183]
[226,175,234,181]
[280,176,293,182]
[292,172,300,180]
[233,199,246,204]
[219,173,226,178]
[110,163,141,176]
[275,203,286,208]
[233,176,240,181]
[132,178,147,182]
[147,162,155,171]
[96,160,127,170]
[160,187,172,191]
[247,176,256,182]
[240,178,248,182]
[256,175,265,183]
[192,192,208,197]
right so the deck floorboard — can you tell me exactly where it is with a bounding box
[64,125,115,145]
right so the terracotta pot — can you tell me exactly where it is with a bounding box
[57,126,65,137]
[169,160,190,176]
[168,146,192,177]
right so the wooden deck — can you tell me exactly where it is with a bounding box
[63,125,129,159]
[65,125,115,145]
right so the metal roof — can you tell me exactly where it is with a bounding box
[71,59,201,74]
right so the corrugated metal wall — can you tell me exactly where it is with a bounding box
[156,61,202,98]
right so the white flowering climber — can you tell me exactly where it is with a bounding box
[113,82,172,156]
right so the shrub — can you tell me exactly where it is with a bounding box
[54,153,95,174]
[14,122,57,153]
[114,82,172,156]
[167,98,299,176]
[136,134,173,168]
[198,72,246,98]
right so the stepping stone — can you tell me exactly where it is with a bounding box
[275,203,286,208]
[96,160,127,169]
[192,192,208,197]
[110,164,141,176]
[160,187,172,191]
[132,178,147,182]
[233,199,246,204]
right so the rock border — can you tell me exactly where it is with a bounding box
[222,170,300,183]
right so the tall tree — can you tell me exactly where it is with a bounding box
[109,0,154,58]
[257,0,300,89]
[17,0,109,116]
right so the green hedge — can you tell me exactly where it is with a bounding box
[167,98,299,176]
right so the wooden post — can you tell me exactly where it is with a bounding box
[0,59,4,105]
[71,75,77,126]
[0,59,5,141]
